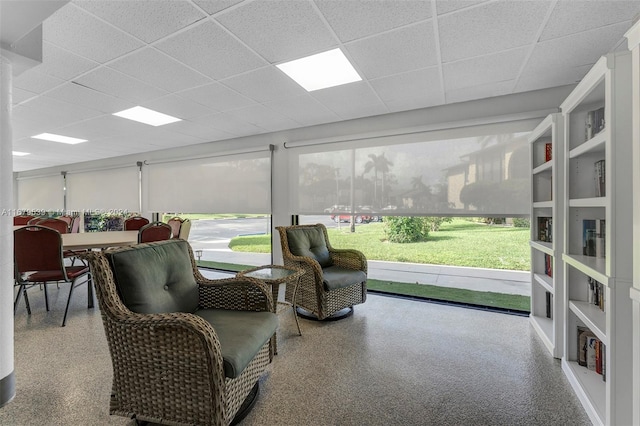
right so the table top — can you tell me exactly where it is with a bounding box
[237,264,303,284]
[61,230,139,250]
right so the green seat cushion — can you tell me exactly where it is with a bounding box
[286,227,333,267]
[107,240,199,314]
[194,309,278,378]
[322,265,367,291]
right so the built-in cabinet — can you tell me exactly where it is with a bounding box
[625,21,640,426]
[529,113,564,358]
[558,52,633,426]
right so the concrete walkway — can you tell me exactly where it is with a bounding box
[195,246,531,296]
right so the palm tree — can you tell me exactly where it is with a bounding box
[363,153,393,207]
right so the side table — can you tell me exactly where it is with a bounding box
[236,265,304,354]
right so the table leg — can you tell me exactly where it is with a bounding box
[291,276,302,336]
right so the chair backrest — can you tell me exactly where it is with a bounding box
[13,215,35,226]
[278,224,333,267]
[138,221,173,243]
[167,217,183,239]
[33,217,69,234]
[105,239,198,314]
[58,215,74,230]
[14,226,64,275]
[70,215,81,233]
[123,216,149,231]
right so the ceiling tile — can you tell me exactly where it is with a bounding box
[73,67,169,103]
[13,70,65,95]
[215,0,337,63]
[53,115,145,141]
[370,67,445,112]
[316,0,431,42]
[75,0,206,43]
[109,47,211,93]
[445,80,515,104]
[266,94,340,127]
[514,65,588,93]
[311,81,388,120]
[193,0,244,15]
[162,120,236,141]
[346,22,438,79]
[14,96,103,132]
[43,3,144,63]
[155,20,266,79]
[443,47,528,91]
[225,104,301,132]
[541,1,640,41]
[179,82,256,112]
[45,82,133,114]
[221,66,307,103]
[12,87,38,105]
[438,0,551,63]
[142,94,214,120]
[522,22,631,77]
[435,0,488,15]
[193,112,266,136]
[34,42,99,80]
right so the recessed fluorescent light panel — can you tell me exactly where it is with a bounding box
[113,106,181,126]
[277,48,362,91]
[31,133,87,144]
[12,151,30,156]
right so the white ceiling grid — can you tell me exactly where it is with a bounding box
[8,0,640,171]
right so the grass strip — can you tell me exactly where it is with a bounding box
[367,279,530,312]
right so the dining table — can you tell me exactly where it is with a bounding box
[60,230,139,251]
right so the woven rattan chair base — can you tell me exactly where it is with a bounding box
[230,382,259,426]
[295,306,354,321]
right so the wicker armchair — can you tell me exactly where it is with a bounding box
[85,239,277,426]
[276,223,367,320]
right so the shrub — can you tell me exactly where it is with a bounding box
[424,216,453,232]
[512,218,530,228]
[383,216,429,243]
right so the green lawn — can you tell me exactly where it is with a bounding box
[222,218,531,312]
[229,218,530,271]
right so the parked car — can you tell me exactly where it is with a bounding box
[330,213,371,224]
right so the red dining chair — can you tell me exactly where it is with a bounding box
[167,217,192,240]
[70,215,81,233]
[28,217,69,234]
[138,221,172,243]
[58,215,74,232]
[124,216,150,231]
[13,215,35,226]
[14,225,92,327]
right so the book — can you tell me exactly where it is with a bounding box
[545,142,552,162]
[594,159,605,197]
[586,107,605,140]
[545,291,552,319]
[583,219,596,256]
[544,253,553,277]
[595,219,605,258]
[577,326,595,366]
[586,336,598,371]
[538,217,552,243]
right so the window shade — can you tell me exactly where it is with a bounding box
[66,166,139,213]
[17,174,64,212]
[289,120,536,217]
[145,150,271,214]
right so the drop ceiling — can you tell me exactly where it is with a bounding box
[7,0,640,171]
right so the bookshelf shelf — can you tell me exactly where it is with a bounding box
[559,51,634,425]
[529,113,563,359]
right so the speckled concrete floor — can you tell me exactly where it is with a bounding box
[1,281,590,426]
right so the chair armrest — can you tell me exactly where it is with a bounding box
[197,276,274,312]
[329,248,368,273]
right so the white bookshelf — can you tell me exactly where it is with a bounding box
[625,21,640,426]
[560,52,634,426]
[529,113,564,358]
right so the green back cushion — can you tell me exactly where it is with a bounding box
[286,227,333,267]
[107,240,199,314]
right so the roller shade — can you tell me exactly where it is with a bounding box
[145,149,271,214]
[66,166,139,213]
[289,119,536,217]
[17,174,64,212]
